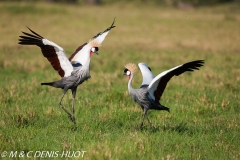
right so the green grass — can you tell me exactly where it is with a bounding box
[0,2,240,159]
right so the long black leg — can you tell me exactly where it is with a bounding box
[146,115,152,126]
[139,108,147,129]
[71,88,77,130]
[58,89,73,122]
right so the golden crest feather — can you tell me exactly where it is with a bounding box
[125,63,138,74]
[88,39,102,48]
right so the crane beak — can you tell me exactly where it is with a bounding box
[94,51,99,55]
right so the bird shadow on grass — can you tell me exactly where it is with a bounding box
[138,122,196,135]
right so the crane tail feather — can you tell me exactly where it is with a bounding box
[41,82,54,86]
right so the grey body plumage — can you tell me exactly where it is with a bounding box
[129,86,169,112]
[42,64,91,89]
[127,72,169,128]
[123,60,204,128]
[41,64,91,129]
[19,19,115,130]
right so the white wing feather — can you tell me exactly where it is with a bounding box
[70,19,115,65]
[147,65,182,100]
[42,39,73,77]
[138,62,155,86]
[70,43,92,66]
[88,18,115,47]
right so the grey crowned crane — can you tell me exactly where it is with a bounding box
[123,60,204,128]
[18,19,116,130]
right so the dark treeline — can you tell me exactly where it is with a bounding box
[2,0,237,6]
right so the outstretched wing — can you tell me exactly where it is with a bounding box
[18,27,73,77]
[68,42,89,67]
[69,18,116,64]
[88,17,116,47]
[148,60,204,101]
[138,62,155,88]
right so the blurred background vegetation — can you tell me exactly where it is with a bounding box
[0,0,238,7]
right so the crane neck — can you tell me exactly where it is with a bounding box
[72,55,91,78]
[83,56,91,68]
[128,73,135,91]
[80,53,91,67]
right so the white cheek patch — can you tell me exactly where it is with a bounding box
[91,48,95,52]
[126,71,131,76]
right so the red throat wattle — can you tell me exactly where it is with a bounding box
[90,52,94,56]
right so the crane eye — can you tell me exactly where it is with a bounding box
[91,47,99,53]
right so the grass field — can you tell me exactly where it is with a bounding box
[0,1,240,159]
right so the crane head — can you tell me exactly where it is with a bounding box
[90,47,99,56]
[123,63,138,79]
